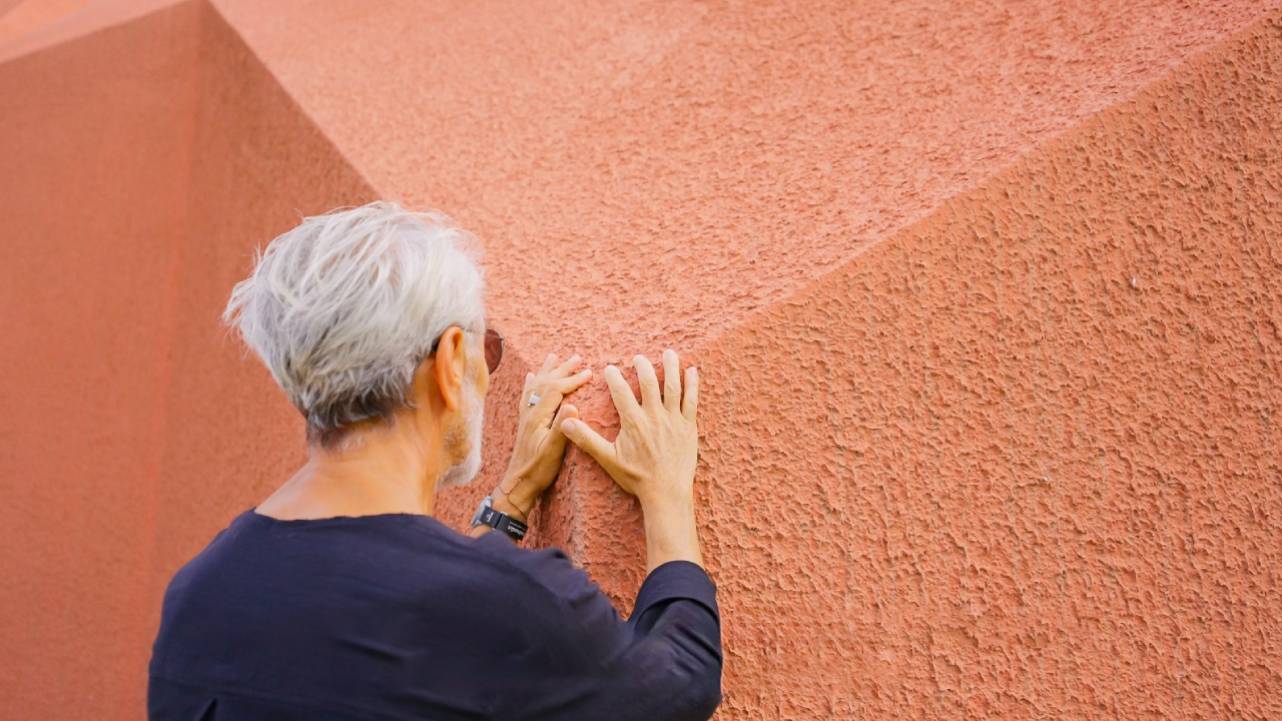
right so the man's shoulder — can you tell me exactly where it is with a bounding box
[153,509,616,631]
[468,532,616,614]
[157,513,247,598]
[467,530,579,587]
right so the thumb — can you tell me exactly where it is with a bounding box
[559,416,615,469]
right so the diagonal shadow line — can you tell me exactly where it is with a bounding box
[547,4,1282,576]
[0,0,188,66]
[675,4,1282,367]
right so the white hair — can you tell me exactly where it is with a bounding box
[221,200,486,450]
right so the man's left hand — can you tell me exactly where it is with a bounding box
[496,352,592,517]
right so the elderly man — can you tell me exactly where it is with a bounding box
[146,201,722,720]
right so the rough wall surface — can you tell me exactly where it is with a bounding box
[1,1,1280,720]
[209,0,1271,360]
[677,18,1282,717]
[0,2,375,715]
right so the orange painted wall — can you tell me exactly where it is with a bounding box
[2,1,1279,719]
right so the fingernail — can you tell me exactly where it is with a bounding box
[561,419,576,431]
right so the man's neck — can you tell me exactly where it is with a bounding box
[257,424,445,520]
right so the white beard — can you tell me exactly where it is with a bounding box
[437,375,484,490]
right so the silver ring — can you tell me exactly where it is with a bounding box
[526,392,541,407]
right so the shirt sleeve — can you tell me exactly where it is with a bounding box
[481,538,723,721]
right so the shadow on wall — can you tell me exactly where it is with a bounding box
[0,1,377,717]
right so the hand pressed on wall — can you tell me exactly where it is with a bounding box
[559,348,704,574]
[498,352,593,514]
[560,349,699,509]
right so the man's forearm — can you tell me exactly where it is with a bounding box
[639,493,703,575]
[466,477,704,575]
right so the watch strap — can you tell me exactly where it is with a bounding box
[475,501,528,541]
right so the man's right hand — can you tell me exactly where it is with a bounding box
[559,348,699,508]
[559,348,704,574]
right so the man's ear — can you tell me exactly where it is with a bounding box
[433,326,467,412]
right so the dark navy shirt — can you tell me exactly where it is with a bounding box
[148,508,722,721]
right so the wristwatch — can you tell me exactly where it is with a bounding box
[470,495,528,541]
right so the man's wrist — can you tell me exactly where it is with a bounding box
[489,489,530,525]
[467,487,533,541]
[494,474,539,522]
[638,487,695,516]
[639,490,702,575]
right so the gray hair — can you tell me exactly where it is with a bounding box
[221,200,486,450]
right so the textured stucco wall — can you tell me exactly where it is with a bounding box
[1,1,1280,719]
[209,0,1271,362]
[0,3,375,716]
[675,19,1282,717]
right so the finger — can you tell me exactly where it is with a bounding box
[604,364,641,418]
[552,368,592,393]
[546,403,578,446]
[525,385,564,423]
[539,352,558,373]
[520,375,542,407]
[527,368,590,418]
[682,365,698,420]
[633,354,661,409]
[553,353,583,376]
[519,369,562,413]
[661,348,680,411]
[559,417,615,468]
